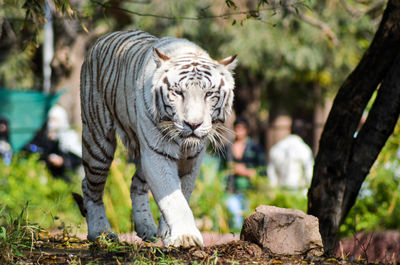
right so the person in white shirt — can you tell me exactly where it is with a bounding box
[268,120,314,194]
[24,105,82,182]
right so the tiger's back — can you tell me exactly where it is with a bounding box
[81,31,156,156]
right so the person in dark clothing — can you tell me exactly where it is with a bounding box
[23,105,82,182]
[0,116,13,165]
[24,127,79,182]
[220,117,266,230]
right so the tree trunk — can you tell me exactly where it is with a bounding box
[307,0,400,253]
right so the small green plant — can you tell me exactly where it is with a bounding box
[0,202,41,264]
[95,232,126,252]
[131,247,184,264]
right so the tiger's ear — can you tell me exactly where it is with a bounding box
[153,48,170,68]
[218,55,238,72]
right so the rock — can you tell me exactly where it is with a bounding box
[240,205,324,256]
[192,250,208,259]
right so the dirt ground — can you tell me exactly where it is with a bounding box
[13,232,389,265]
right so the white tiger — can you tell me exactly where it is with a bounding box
[77,30,237,248]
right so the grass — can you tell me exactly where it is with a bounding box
[0,202,41,264]
[0,204,187,264]
[0,205,390,264]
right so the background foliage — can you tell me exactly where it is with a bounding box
[0,0,380,112]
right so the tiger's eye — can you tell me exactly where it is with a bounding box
[175,90,184,96]
[205,91,213,98]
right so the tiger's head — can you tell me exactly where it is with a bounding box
[151,47,237,150]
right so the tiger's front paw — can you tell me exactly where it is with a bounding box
[163,226,203,248]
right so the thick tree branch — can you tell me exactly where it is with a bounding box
[342,53,400,223]
[308,0,400,252]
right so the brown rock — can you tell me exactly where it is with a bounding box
[192,250,208,259]
[240,205,324,256]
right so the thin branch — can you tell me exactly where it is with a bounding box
[286,5,340,45]
[340,0,362,18]
[340,0,386,21]
[92,0,338,44]
[0,16,3,37]
[4,19,17,42]
[91,0,278,20]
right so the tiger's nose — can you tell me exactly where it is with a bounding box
[184,121,202,131]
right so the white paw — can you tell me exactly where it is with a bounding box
[163,226,203,248]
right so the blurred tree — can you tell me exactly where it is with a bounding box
[0,0,40,89]
[0,0,85,90]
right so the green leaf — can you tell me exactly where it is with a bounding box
[0,226,6,239]
[225,0,237,9]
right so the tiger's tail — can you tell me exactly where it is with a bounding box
[72,192,86,217]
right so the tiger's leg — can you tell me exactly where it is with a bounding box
[130,161,158,241]
[141,147,203,248]
[180,152,205,202]
[81,125,117,242]
[157,150,205,241]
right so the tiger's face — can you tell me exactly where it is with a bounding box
[152,48,237,149]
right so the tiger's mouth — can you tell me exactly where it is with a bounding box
[181,129,208,140]
[186,133,205,140]
[157,120,207,144]
[181,135,205,149]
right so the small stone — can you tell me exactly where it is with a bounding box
[240,205,324,256]
[192,250,208,259]
[244,242,263,258]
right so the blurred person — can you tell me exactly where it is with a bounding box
[0,116,13,165]
[24,105,82,181]
[267,119,314,194]
[220,117,266,230]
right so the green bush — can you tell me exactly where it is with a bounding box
[0,154,83,232]
[192,154,230,233]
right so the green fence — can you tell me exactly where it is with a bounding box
[0,89,61,151]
